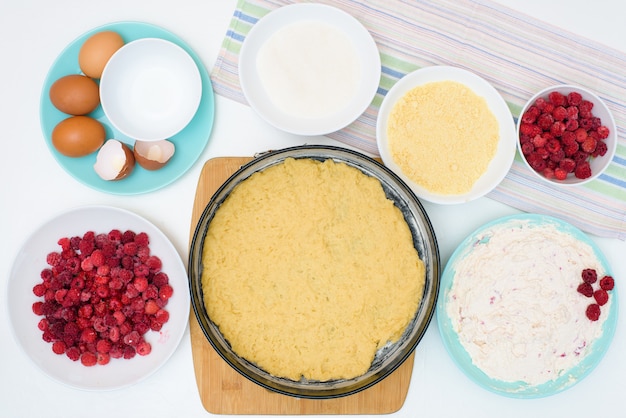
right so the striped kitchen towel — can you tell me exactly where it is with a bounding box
[210,0,626,239]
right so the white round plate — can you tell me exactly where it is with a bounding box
[239,3,381,136]
[100,38,202,142]
[6,205,189,391]
[376,66,516,204]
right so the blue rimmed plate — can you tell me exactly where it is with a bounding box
[437,213,617,398]
[40,21,215,195]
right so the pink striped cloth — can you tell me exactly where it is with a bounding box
[210,0,626,239]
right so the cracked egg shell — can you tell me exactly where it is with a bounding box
[133,139,175,170]
[94,139,135,181]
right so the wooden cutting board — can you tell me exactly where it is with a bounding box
[188,157,414,415]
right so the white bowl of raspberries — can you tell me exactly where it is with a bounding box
[517,84,617,186]
[7,205,189,390]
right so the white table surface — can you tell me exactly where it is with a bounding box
[1,1,624,417]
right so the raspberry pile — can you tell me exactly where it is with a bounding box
[576,268,614,321]
[32,229,173,366]
[519,90,610,181]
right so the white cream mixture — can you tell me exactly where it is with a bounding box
[446,220,609,386]
[256,21,360,119]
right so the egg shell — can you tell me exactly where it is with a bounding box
[78,31,124,79]
[49,74,100,115]
[133,139,175,170]
[51,116,106,158]
[94,139,135,181]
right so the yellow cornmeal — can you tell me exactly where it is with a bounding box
[201,158,425,381]
[387,80,499,195]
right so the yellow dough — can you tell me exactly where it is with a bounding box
[201,158,425,381]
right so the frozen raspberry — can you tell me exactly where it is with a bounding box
[134,232,150,247]
[66,346,81,361]
[574,161,592,179]
[593,289,609,306]
[596,125,610,139]
[123,242,138,256]
[145,256,162,272]
[581,268,598,284]
[81,352,97,367]
[136,340,152,356]
[567,91,583,106]
[159,284,174,301]
[152,272,169,287]
[586,304,601,321]
[121,230,136,244]
[577,282,594,297]
[548,91,567,106]
[599,275,615,291]
[593,141,608,158]
[52,341,66,355]
[580,137,597,154]
[144,299,160,315]
[559,158,576,173]
[97,352,111,366]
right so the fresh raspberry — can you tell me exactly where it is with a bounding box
[593,289,609,306]
[581,268,598,284]
[574,161,592,179]
[577,282,594,297]
[599,275,615,291]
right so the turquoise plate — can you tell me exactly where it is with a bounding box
[437,214,618,398]
[40,21,215,195]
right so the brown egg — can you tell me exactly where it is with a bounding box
[133,139,175,170]
[94,139,135,181]
[51,116,106,157]
[49,74,100,115]
[78,31,125,79]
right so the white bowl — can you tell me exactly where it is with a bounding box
[239,3,381,136]
[517,84,617,186]
[6,205,190,390]
[376,66,517,205]
[100,38,202,141]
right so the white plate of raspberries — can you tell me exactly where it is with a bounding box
[6,205,189,390]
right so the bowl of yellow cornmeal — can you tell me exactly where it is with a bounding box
[188,145,440,398]
[376,66,517,204]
